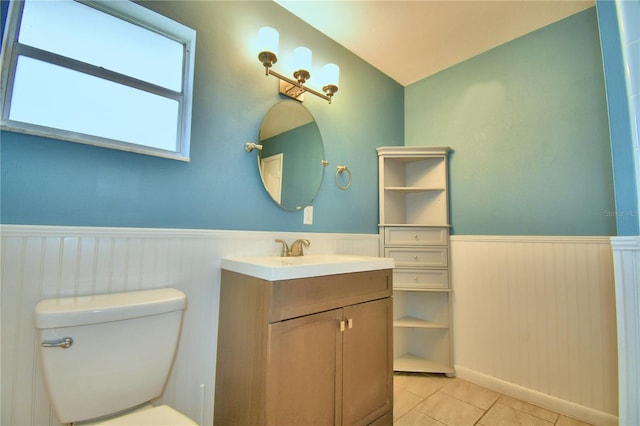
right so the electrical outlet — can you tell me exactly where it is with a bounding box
[303,206,313,225]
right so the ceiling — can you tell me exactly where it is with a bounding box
[274,0,595,86]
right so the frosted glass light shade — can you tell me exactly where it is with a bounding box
[322,63,339,86]
[258,27,278,55]
[293,46,312,71]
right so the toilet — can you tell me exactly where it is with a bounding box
[34,288,197,425]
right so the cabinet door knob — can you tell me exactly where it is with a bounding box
[347,318,353,329]
[340,320,345,332]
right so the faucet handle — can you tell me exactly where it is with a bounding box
[290,239,310,257]
[275,239,290,257]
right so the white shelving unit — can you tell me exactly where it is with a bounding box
[377,146,454,376]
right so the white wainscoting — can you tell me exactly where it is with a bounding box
[2,228,623,426]
[451,236,619,426]
[0,225,380,426]
[611,236,640,426]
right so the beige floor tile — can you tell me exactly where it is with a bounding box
[394,388,425,418]
[439,379,501,410]
[497,395,558,423]
[555,415,594,426]
[414,391,485,425]
[477,403,554,426]
[393,375,593,426]
[396,373,452,399]
[394,373,412,393]
[395,409,446,426]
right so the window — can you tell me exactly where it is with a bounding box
[1,0,196,161]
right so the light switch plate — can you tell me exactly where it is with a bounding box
[303,206,313,225]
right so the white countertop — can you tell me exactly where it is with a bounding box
[221,255,395,281]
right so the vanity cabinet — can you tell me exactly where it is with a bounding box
[377,146,454,376]
[214,268,393,426]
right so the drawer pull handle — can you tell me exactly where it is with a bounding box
[340,320,345,332]
[347,318,353,329]
[413,234,418,239]
[414,256,419,261]
[413,276,418,281]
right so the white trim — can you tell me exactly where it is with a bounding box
[0,121,191,162]
[83,0,195,42]
[0,0,196,161]
[0,224,380,241]
[611,235,640,425]
[455,366,619,426]
[376,146,451,157]
[451,234,612,244]
[610,235,640,250]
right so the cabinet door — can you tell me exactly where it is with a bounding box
[342,298,393,425]
[266,308,343,426]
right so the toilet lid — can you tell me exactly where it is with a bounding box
[92,405,197,425]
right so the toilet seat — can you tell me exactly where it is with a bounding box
[83,404,197,425]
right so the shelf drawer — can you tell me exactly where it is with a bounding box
[385,247,448,268]
[384,227,448,246]
[393,268,448,289]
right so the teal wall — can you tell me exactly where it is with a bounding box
[1,2,623,237]
[0,1,404,233]
[405,8,616,236]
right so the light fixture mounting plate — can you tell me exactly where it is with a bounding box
[279,79,305,102]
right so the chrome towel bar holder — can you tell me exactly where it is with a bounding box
[336,165,352,190]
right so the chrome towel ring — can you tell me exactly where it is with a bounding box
[336,165,352,190]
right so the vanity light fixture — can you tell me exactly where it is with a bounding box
[258,27,339,104]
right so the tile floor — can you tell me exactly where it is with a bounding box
[393,373,595,426]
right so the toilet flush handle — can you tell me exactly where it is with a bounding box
[41,337,73,349]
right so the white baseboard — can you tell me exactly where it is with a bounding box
[455,366,619,426]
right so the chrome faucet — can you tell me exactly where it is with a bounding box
[275,239,310,257]
[290,239,310,257]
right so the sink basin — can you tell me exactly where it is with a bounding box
[221,255,394,281]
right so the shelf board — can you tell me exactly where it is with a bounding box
[393,353,454,374]
[377,146,451,157]
[379,224,451,228]
[393,287,452,293]
[384,187,445,192]
[394,316,448,328]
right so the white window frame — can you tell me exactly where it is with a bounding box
[0,0,196,161]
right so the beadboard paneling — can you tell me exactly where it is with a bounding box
[2,228,622,425]
[611,236,640,426]
[0,225,379,426]
[451,236,618,426]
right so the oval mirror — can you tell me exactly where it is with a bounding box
[257,100,325,211]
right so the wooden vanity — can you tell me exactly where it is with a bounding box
[214,255,394,426]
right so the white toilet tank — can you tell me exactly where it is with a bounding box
[34,288,186,424]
